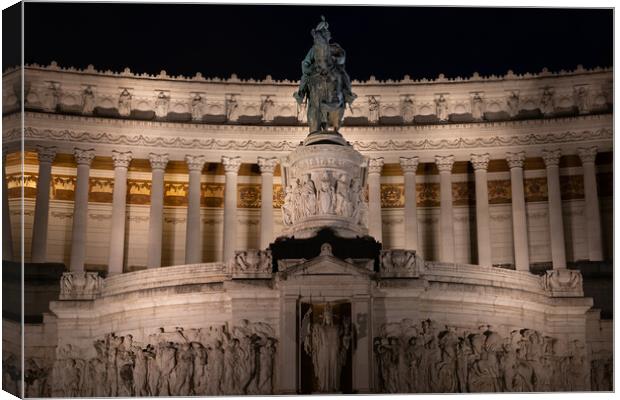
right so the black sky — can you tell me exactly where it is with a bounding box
[18,3,613,81]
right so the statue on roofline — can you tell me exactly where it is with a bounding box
[294,16,357,135]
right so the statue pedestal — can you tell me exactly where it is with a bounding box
[279,141,369,239]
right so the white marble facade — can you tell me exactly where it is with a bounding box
[2,63,613,395]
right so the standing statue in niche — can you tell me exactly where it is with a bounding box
[191,94,204,121]
[154,91,170,118]
[82,86,95,114]
[294,16,357,134]
[302,303,350,393]
[118,89,132,117]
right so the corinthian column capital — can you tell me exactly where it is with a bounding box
[506,151,526,169]
[399,156,419,173]
[367,157,384,174]
[73,148,95,166]
[148,153,169,170]
[185,155,206,172]
[112,150,133,169]
[435,155,455,172]
[257,157,278,174]
[577,146,598,164]
[36,145,57,164]
[222,156,242,174]
[470,153,490,171]
[541,149,562,168]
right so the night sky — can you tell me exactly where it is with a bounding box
[12,3,615,81]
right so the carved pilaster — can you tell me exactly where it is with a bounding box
[577,146,597,164]
[73,148,95,166]
[470,153,490,170]
[435,155,455,172]
[222,156,242,174]
[148,153,169,171]
[111,150,132,169]
[367,157,384,174]
[257,157,278,174]
[541,149,562,168]
[185,154,206,172]
[506,151,526,169]
[36,145,57,164]
[399,156,419,173]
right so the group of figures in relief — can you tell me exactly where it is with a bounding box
[374,318,601,393]
[49,321,277,397]
[281,171,367,227]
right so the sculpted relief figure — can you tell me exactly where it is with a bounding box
[471,93,484,120]
[43,83,59,112]
[226,95,240,122]
[293,16,357,133]
[302,303,351,393]
[261,95,276,122]
[401,95,415,123]
[380,249,420,276]
[118,88,132,117]
[154,91,170,118]
[282,185,295,225]
[191,93,204,121]
[233,249,272,274]
[300,173,318,217]
[335,173,353,217]
[574,86,589,114]
[317,171,336,214]
[368,95,380,123]
[350,178,368,226]
[506,91,520,117]
[81,86,95,114]
[435,94,449,121]
[540,88,555,115]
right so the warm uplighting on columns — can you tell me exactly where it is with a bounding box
[471,153,492,267]
[222,156,242,262]
[31,145,57,263]
[541,149,567,269]
[107,150,133,275]
[367,158,384,242]
[577,146,603,261]
[399,156,419,252]
[69,148,95,272]
[506,151,530,271]
[435,155,455,263]
[146,153,169,268]
[184,155,206,264]
[258,157,278,249]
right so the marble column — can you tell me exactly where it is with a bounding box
[222,156,242,262]
[367,158,384,242]
[471,153,492,267]
[506,151,530,271]
[258,157,278,249]
[107,151,132,275]
[577,146,603,261]
[541,149,567,269]
[146,153,169,268]
[399,157,419,252]
[184,155,206,264]
[69,148,95,272]
[436,155,455,263]
[2,153,14,261]
[30,145,56,263]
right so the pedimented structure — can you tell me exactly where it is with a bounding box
[1,21,613,395]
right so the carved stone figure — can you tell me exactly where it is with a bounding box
[233,249,272,274]
[436,94,449,121]
[300,173,318,217]
[191,94,204,121]
[257,338,276,394]
[81,86,95,114]
[145,345,160,396]
[506,91,520,117]
[206,340,224,395]
[43,83,59,111]
[368,96,380,123]
[401,95,415,123]
[192,343,209,395]
[302,303,350,392]
[540,88,555,115]
[156,341,176,395]
[471,93,484,120]
[293,16,357,133]
[574,86,589,114]
[226,95,239,121]
[335,173,352,217]
[132,344,148,396]
[317,172,335,214]
[24,358,48,397]
[261,95,275,122]
[118,89,132,117]
[154,91,170,118]
[60,271,103,300]
[170,342,193,396]
[292,178,303,221]
[282,185,295,225]
[350,178,367,226]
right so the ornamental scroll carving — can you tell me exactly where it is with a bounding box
[59,272,104,300]
[232,249,272,277]
[374,319,590,393]
[50,321,277,397]
[380,250,424,278]
[540,269,584,297]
